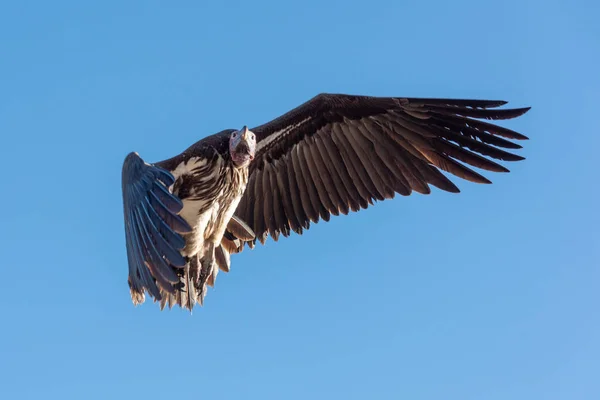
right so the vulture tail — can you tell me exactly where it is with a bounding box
[149,213,255,312]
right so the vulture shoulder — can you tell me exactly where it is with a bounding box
[231,93,530,248]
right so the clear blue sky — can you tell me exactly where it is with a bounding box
[1,1,598,399]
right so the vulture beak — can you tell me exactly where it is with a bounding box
[231,125,255,166]
[240,125,250,141]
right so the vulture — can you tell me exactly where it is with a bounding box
[121,93,530,311]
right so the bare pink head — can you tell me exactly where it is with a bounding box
[229,126,256,168]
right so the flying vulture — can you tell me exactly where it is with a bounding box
[121,93,530,311]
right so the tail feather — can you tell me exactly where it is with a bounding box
[143,216,257,312]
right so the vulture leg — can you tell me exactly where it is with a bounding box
[200,242,216,277]
[197,242,218,298]
[185,256,200,311]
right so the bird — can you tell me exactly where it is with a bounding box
[121,93,531,311]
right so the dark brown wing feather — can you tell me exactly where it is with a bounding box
[232,93,530,248]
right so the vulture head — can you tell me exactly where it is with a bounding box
[229,125,256,167]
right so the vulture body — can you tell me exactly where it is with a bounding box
[121,93,531,311]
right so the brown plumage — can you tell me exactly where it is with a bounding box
[121,93,531,312]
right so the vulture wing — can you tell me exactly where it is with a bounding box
[232,93,530,248]
[121,152,192,304]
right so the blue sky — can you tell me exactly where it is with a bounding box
[1,1,598,399]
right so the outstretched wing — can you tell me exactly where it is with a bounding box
[121,152,192,305]
[232,93,530,247]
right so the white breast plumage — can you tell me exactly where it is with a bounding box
[170,153,248,258]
